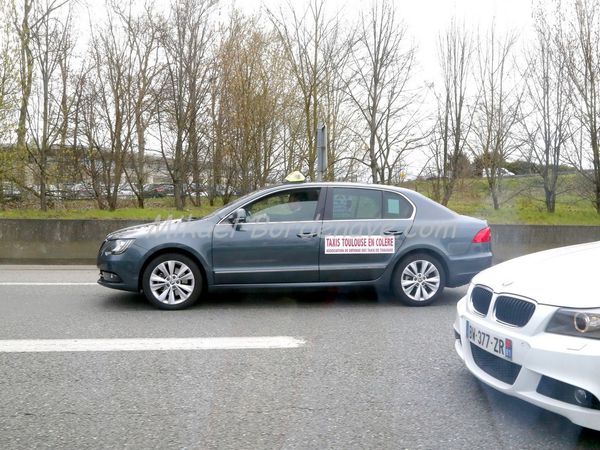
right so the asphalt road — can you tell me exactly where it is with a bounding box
[0,265,598,450]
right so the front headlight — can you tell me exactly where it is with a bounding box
[546,308,600,339]
[103,238,135,255]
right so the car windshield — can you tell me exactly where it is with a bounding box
[196,189,266,220]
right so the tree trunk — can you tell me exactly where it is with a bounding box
[174,134,185,211]
[369,115,378,184]
[135,116,146,209]
[593,135,600,214]
[16,1,34,159]
[441,178,455,207]
[487,170,500,210]
[544,187,555,213]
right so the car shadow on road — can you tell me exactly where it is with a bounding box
[99,285,466,311]
[474,380,600,447]
[99,292,155,311]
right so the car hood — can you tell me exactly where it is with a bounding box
[107,222,157,239]
[107,219,189,239]
[472,241,600,308]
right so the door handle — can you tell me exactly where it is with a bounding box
[297,232,318,238]
[383,230,404,236]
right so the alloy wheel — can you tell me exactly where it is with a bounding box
[400,259,441,302]
[149,260,195,305]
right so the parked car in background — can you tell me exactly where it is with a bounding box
[455,242,600,432]
[61,183,95,200]
[481,167,515,178]
[143,183,174,198]
[117,183,136,198]
[1,182,22,201]
[185,183,208,198]
[98,181,493,310]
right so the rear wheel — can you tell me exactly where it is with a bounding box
[392,253,445,306]
[142,253,202,310]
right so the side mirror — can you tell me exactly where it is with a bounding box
[229,208,247,225]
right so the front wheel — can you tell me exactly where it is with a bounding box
[392,253,446,306]
[142,253,202,310]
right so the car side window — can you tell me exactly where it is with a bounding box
[331,188,381,220]
[243,188,321,223]
[383,192,413,219]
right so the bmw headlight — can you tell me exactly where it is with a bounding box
[546,308,600,339]
[103,238,135,255]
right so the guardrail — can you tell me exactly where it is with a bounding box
[0,219,599,265]
[490,224,600,263]
[0,219,152,264]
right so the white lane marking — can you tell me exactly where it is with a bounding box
[0,282,98,286]
[0,336,306,353]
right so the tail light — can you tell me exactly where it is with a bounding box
[472,227,491,243]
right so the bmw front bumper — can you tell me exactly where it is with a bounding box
[455,294,600,431]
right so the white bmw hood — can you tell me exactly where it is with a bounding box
[471,241,600,309]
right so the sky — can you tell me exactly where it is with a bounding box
[228,0,534,83]
[80,0,535,83]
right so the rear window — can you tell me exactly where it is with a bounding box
[327,188,413,220]
[383,192,413,219]
[331,188,381,220]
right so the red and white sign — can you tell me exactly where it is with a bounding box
[324,235,395,254]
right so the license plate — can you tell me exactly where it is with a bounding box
[466,321,513,361]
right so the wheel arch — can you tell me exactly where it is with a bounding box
[138,245,210,293]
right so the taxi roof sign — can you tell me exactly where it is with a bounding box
[284,171,306,183]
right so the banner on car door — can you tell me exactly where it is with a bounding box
[324,235,395,254]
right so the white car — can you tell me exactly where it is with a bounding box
[481,167,515,177]
[454,242,600,431]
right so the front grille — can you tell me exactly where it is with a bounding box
[494,296,536,327]
[471,286,493,315]
[470,343,522,385]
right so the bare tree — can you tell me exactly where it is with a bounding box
[268,0,344,180]
[428,19,476,205]
[113,1,164,208]
[522,3,571,213]
[73,62,110,209]
[214,13,282,194]
[27,1,73,210]
[158,0,214,210]
[84,11,136,211]
[13,0,68,173]
[0,0,17,137]
[561,0,600,213]
[318,11,353,182]
[470,23,523,210]
[13,0,34,164]
[0,0,19,202]
[345,0,423,184]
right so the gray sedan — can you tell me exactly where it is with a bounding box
[97,182,492,309]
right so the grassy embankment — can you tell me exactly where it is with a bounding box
[407,174,600,225]
[0,198,222,220]
[1,175,600,225]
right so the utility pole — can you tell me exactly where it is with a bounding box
[316,123,327,181]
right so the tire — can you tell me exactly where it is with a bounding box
[392,253,446,306]
[142,253,202,310]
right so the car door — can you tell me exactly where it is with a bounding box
[212,187,324,284]
[319,187,414,282]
